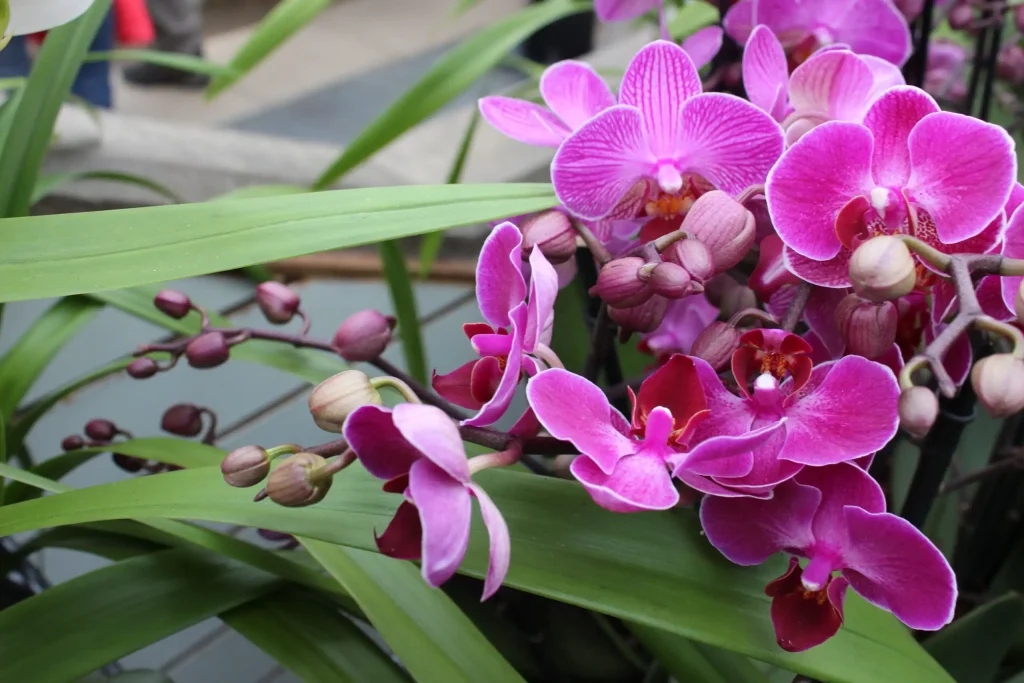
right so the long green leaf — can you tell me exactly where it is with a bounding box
[0,297,103,420]
[303,540,524,683]
[0,549,278,683]
[32,170,184,206]
[0,465,950,683]
[313,1,589,188]
[379,240,426,383]
[85,49,233,77]
[631,622,772,683]
[0,184,557,302]
[924,593,1024,683]
[224,588,409,683]
[0,0,112,217]
[207,0,333,98]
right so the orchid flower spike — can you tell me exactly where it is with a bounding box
[344,403,510,600]
[701,462,956,651]
[527,355,786,512]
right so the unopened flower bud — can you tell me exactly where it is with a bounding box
[718,286,759,320]
[1017,6,1024,33]
[899,387,939,439]
[309,370,383,432]
[127,357,159,379]
[835,295,898,359]
[998,45,1024,86]
[690,322,742,371]
[947,3,973,30]
[186,332,230,369]
[113,453,145,473]
[680,191,756,273]
[849,236,916,302]
[664,239,715,282]
[333,310,396,361]
[154,290,192,319]
[266,452,332,507]
[161,403,204,437]
[971,354,1024,418]
[894,0,923,19]
[590,257,652,308]
[256,281,302,325]
[639,261,692,299]
[1016,280,1024,324]
[703,274,740,309]
[609,295,668,336]
[61,435,85,451]
[84,419,117,442]
[520,210,576,264]
[221,445,271,488]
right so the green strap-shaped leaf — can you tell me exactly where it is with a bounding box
[0,465,951,683]
[630,622,772,683]
[303,540,525,683]
[0,183,557,302]
[84,49,233,77]
[924,593,1024,683]
[32,170,184,206]
[0,296,103,420]
[0,549,279,683]
[313,0,590,188]
[380,240,427,383]
[224,587,409,683]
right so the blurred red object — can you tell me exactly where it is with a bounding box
[114,0,154,46]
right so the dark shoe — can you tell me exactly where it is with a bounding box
[124,59,211,88]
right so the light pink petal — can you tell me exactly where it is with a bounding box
[782,356,900,465]
[678,418,787,478]
[723,0,754,43]
[594,0,660,21]
[906,112,1017,244]
[552,105,655,220]
[394,403,470,482]
[344,405,420,481]
[476,222,526,329]
[432,361,484,410]
[619,40,702,159]
[862,86,939,188]
[860,55,906,99]
[784,247,852,288]
[1007,183,1024,217]
[409,459,473,588]
[526,368,635,474]
[478,97,569,147]
[1003,206,1024,312]
[796,463,885,551]
[842,507,956,630]
[682,26,724,71]
[804,287,850,358]
[767,122,874,260]
[375,501,422,560]
[524,247,559,352]
[471,333,514,358]
[464,305,527,428]
[789,50,876,123]
[750,0,822,38]
[468,483,510,600]
[540,60,616,130]
[676,93,785,196]
[571,451,679,512]
[831,0,913,66]
[700,480,821,565]
[742,25,789,120]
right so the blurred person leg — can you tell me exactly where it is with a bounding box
[124,0,208,87]
[71,9,114,108]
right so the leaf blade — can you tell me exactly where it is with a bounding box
[380,240,427,383]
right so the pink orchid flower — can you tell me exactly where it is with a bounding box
[640,294,719,360]
[527,355,785,512]
[692,329,899,495]
[724,0,912,67]
[479,60,615,148]
[743,25,904,145]
[701,462,956,650]
[594,0,660,22]
[552,40,783,221]
[344,403,510,600]
[1001,201,1024,316]
[768,86,1016,290]
[432,222,558,428]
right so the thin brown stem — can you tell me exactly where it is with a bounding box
[459,425,576,457]
[571,220,612,265]
[940,449,1024,493]
[583,304,616,382]
[781,283,812,332]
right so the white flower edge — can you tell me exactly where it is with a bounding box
[8,0,95,36]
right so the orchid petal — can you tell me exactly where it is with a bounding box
[635,355,708,437]
[804,287,850,358]
[683,26,724,71]
[831,0,913,66]
[374,501,422,560]
[713,415,804,490]
[478,97,570,147]
[524,247,559,352]
[678,418,787,478]
[860,55,906,98]
[594,0,660,21]
[690,357,758,438]
[723,0,754,44]
[1002,205,1024,313]
[469,356,503,405]
[677,469,773,499]
[796,463,886,550]
[468,483,511,600]
[742,25,789,120]
[409,460,472,588]
[571,451,679,512]
[476,222,527,329]
[394,403,470,482]
[344,405,421,481]
[862,86,939,188]
[767,559,848,653]
[540,60,616,130]
[432,361,485,410]
[463,304,527,427]
[783,248,852,288]
[789,50,876,123]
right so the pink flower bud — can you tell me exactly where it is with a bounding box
[520,210,576,264]
[590,257,652,308]
[971,354,1024,418]
[1017,6,1024,33]
[84,419,117,442]
[333,310,396,361]
[609,295,668,336]
[898,387,938,439]
[998,45,1024,86]
[221,445,271,488]
[947,3,973,30]
[848,236,916,303]
[186,332,231,369]
[309,370,383,433]
[691,322,742,371]
[1016,280,1024,323]
[127,357,159,379]
[113,453,146,473]
[267,452,332,507]
[161,403,204,437]
[61,435,85,451]
[894,0,923,19]
[835,294,898,359]
[154,290,192,319]
[664,238,715,282]
[718,285,759,320]
[680,191,756,273]
[256,281,302,324]
[639,261,692,299]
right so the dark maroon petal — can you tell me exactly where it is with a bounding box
[766,560,845,653]
[470,356,504,404]
[635,355,709,440]
[374,502,422,560]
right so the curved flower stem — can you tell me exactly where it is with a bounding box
[1000,257,1024,276]
[584,303,616,383]
[468,442,523,475]
[310,448,357,484]
[898,235,952,272]
[371,376,422,404]
[199,408,218,445]
[302,437,348,458]
[728,308,779,328]
[459,425,576,457]
[940,447,1024,494]
[735,184,765,206]
[780,283,812,332]
[571,220,612,265]
[370,356,467,420]
[533,343,566,370]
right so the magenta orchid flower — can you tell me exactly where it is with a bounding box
[594,0,660,22]
[724,0,912,66]
[527,355,786,512]
[692,329,899,494]
[552,40,783,221]
[641,294,719,360]
[701,462,956,650]
[743,25,904,145]
[768,86,1016,290]
[433,222,559,428]
[1001,203,1024,316]
[344,403,510,600]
